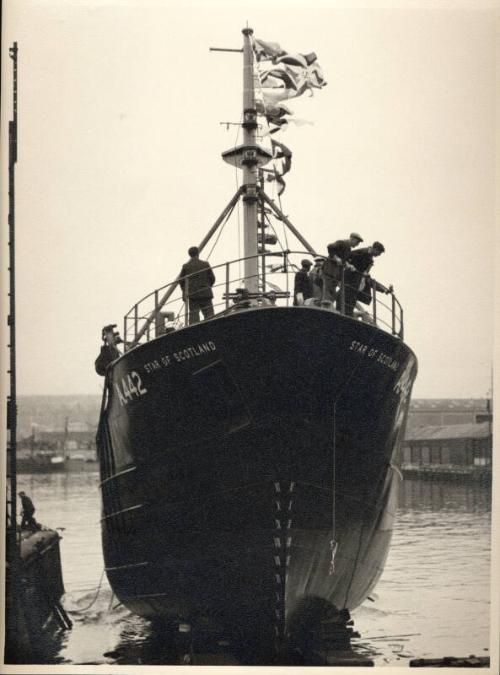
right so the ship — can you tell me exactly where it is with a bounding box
[95,28,417,663]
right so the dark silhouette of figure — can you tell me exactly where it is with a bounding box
[310,257,324,301]
[341,241,386,316]
[322,233,363,302]
[95,324,122,376]
[293,259,313,305]
[329,232,363,265]
[19,491,39,531]
[179,247,216,325]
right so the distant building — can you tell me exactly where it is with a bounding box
[19,421,97,459]
[401,422,492,468]
[406,399,490,433]
[399,399,493,483]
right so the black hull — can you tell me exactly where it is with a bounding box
[97,307,417,655]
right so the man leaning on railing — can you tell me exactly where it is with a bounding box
[179,246,216,325]
[322,233,363,303]
[341,241,388,316]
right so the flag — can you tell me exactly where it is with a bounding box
[255,101,292,133]
[263,139,292,196]
[253,37,326,199]
[253,38,285,62]
[254,37,327,106]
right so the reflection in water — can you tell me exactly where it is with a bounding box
[12,474,492,666]
[399,478,492,514]
[103,615,178,665]
[353,479,491,665]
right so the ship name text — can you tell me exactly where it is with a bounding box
[349,340,399,371]
[114,341,217,406]
[142,341,217,373]
[114,371,147,406]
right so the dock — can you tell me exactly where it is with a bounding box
[5,527,72,663]
[409,655,490,667]
[401,465,491,484]
[399,419,492,484]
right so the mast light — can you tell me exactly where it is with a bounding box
[222,144,272,169]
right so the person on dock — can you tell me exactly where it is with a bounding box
[340,241,387,316]
[19,491,39,531]
[179,246,216,325]
[293,259,313,305]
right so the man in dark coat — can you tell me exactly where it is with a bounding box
[340,241,386,315]
[19,491,39,531]
[293,259,313,305]
[95,324,122,376]
[322,232,363,302]
[329,232,364,264]
[310,257,324,300]
[179,246,216,325]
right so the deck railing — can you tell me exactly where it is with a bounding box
[123,251,404,351]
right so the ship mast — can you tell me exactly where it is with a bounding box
[129,28,320,347]
[241,28,259,293]
[222,27,272,293]
[237,28,317,286]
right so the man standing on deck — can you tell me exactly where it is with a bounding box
[179,246,216,325]
[19,491,39,531]
[310,257,324,301]
[293,259,313,305]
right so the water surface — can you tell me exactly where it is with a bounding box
[15,473,491,666]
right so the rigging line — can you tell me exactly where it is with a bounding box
[206,195,239,260]
[277,191,290,252]
[263,211,286,255]
[172,196,240,325]
[173,225,238,325]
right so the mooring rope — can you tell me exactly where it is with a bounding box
[68,567,106,613]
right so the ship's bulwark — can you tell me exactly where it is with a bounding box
[97,307,417,658]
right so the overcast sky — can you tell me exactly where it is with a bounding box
[1,1,496,398]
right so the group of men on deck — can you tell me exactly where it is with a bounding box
[177,234,391,326]
[293,232,391,315]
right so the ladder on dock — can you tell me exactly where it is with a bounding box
[6,41,19,559]
[4,40,27,664]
